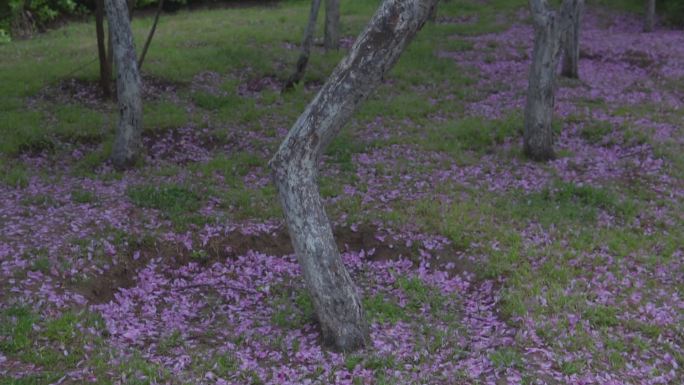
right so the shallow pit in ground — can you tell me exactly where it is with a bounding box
[74,223,474,304]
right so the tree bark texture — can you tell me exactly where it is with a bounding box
[644,0,655,32]
[96,0,112,98]
[270,0,438,352]
[283,0,322,91]
[524,0,578,161]
[560,0,582,79]
[138,0,164,70]
[105,0,143,169]
[324,0,341,50]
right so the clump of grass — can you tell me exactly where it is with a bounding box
[489,347,524,369]
[127,184,202,226]
[580,121,614,144]
[194,153,264,186]
[325,132,367,172]
[363,294,404,324]
[271,287,315,330]
[583,305,620,328]
[513,181,637,224]
[71,189,97,204]
[0,160,29,188]
[424,114,521,156]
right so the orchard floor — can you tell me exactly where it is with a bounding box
[0,1,683,384]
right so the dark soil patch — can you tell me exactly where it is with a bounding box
[237,75,282,96]
[74,224,474,304]
[622,49,655,69]
[30,76,180,109]
[142,125,228,158]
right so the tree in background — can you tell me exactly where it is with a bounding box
[283,0,322,91]
[324,0,340,50]
[561,0,583,78]
[105,0,142,169]
[644,0,656,32]
[270,0,438,351]
[523,0,580,161]
[95,0,112,98]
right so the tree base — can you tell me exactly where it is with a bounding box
[524,145,556,162]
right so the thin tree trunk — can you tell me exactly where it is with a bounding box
[138,0,164,70]
[283,0,323,91]
[324,0,340,50]
[523,0,577,161]
[95,0,112,98]
[127,0,136,20]
[561,0,582,78]
[107,27,114,87]
[428,0,438,21]
[105,0,143,169]
[270,0,438,352]
[644,0,655,32]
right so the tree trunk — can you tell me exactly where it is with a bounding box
[428,0,438,21]
[324,0,340,50]
[105,0,143,169]
[644,0,655,32]
[127,0,136,20]
[138,0,164,70]
[561,0,582,78]
[270,0,438,352]
[107,27,114,87]
[95,0,112,98]
[283,0,323,91]
[523,0,577,161]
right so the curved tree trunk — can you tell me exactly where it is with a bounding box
[324,0,340,50]
[105,0,143,169]
[561,0,582,78]
[524,0,577,161]
[283,0,322,91]
[95,0,112,98]
[644,0,655,32]
[138,0,164,70]
[270,0,438,352]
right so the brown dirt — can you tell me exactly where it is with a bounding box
[74,224,474,304]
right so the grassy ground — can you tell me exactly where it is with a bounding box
[1,0,683,384]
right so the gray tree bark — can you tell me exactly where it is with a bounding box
[324,0,340,50]
[283,0,322,91]
[644,0,656,32]
[270,0,438,351]
[95,0,112,98]
[524,0,578,161]
[561,0,582,79]
[105,0,143,169]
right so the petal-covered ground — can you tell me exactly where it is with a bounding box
[0,2,682,385]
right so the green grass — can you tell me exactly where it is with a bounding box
[0,308,110,383]
[511,181,637,224]
[0,0,680,382]
[270,286,315,330]
[144,100,190,133]
[128,184,200,213]
[127,184,203,228]
[363,294,405,324]
[423,114,522,156]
